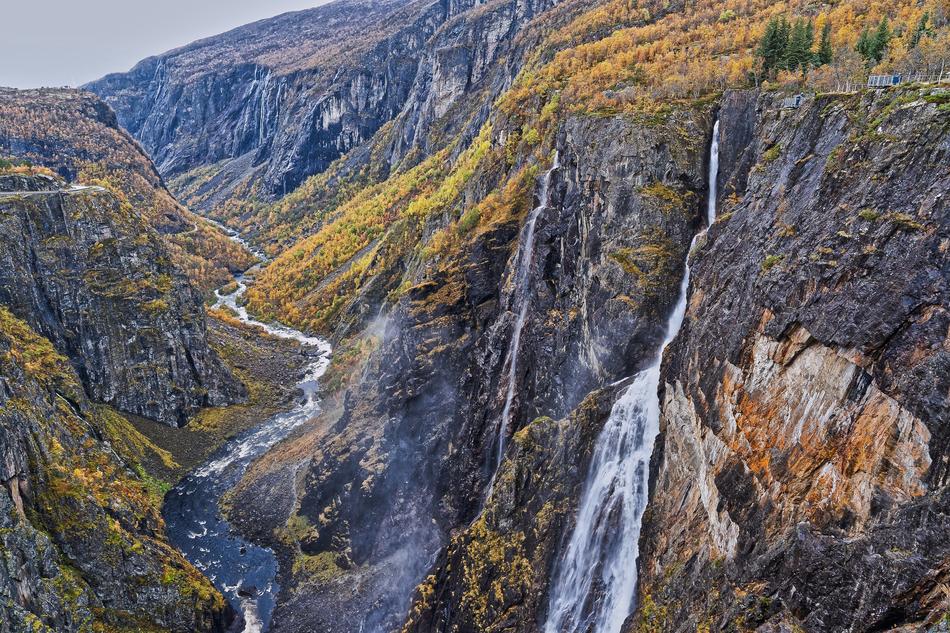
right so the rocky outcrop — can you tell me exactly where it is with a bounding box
[400,390,614,633]
[0,174,244,426]
[636,87,949,632]
[0,305,233,632]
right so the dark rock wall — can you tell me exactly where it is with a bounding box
[0,175,243,426]
[390,106,711,633]
[0,297,230,632]
[258,104,710,632]
[636,88,949,632]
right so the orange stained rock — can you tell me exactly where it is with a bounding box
[713,328,931,536]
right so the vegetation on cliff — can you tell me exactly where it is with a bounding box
[233,0,948,338]
[0,88,256,294]
[0,306,228,632]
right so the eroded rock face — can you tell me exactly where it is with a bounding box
[86,0,558,212]
[400,390,616,633]
[387,108,711,633]
[0,175,244,426]
[636,88,949,632]
[0,306,231,632]
[239,107,710,632]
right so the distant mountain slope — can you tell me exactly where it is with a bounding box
[85,0,561,236]
[0,88,256,293]
[86,0,436,200]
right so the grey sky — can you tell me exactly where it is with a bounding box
[1,1,329,88]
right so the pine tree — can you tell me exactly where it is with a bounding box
[856,27,873,63]
[778,16,791,56]
[757,17,790,77]
[805,20,816,63]
[872,17,892,61]
[785,18,814,73]
[856,18,891,65]
[817,21,833,65]
[909,12,931,49]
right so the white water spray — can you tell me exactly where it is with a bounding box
[166,227,331,633]
[496,152,560,467]
[544,120,720,633]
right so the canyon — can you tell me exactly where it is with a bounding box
[1,0,947,632]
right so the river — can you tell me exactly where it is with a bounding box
[162,245,332,633]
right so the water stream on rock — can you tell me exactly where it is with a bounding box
[162,232,331,633]
[544,120,719,633]
[496,151,560,468]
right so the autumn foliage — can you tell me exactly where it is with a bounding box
[0,88,256,293]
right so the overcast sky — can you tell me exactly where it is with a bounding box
[1,1,328,88]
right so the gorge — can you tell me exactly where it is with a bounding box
[1,0,948,632]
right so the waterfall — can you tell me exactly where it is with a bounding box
[495,152,560,468]
[544,120,720,633]
[707,119,720,226]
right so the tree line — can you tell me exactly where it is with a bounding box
[757,10,942,82]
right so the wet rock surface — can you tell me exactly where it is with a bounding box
[636,88,950,632]
[0,174,243,426]
[221,103,710,632]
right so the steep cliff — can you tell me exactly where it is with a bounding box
[0,88,256,293]
[0,174,244,427]
[0,304,233,633]
[74,1,950,632]
[87,0,563,255]
[87,0,429,198]
[636,87,949,632]
[221,83,711,629]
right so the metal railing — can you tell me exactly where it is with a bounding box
[782,93,805,108]
[868,71,947,88]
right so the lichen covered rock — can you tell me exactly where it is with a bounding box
[637,87,950,632]
[0,305,233,632]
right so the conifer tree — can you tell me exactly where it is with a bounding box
[872,17,892,61]
[817,21,833,65]
[856,27,873,63]
[856,18,892,65]
[785,18,815,73]
[757,16,790,77]
[909,12,931,48]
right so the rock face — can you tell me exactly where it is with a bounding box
[74,4,949,633]
[86,0,559,247]
[0,304,232,633]
[0,174,244,426]
[636,88,949,632]
[221,99,709,631]
[87,0,430,196]
[0,88,257,293]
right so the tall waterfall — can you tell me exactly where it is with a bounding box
[496,152,560,467]
[544,120,720,633]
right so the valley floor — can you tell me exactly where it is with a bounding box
[127,316,316,488]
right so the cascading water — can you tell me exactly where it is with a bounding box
[544,120,720,633]
[162,230,331,633]
[495,152,560,467]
